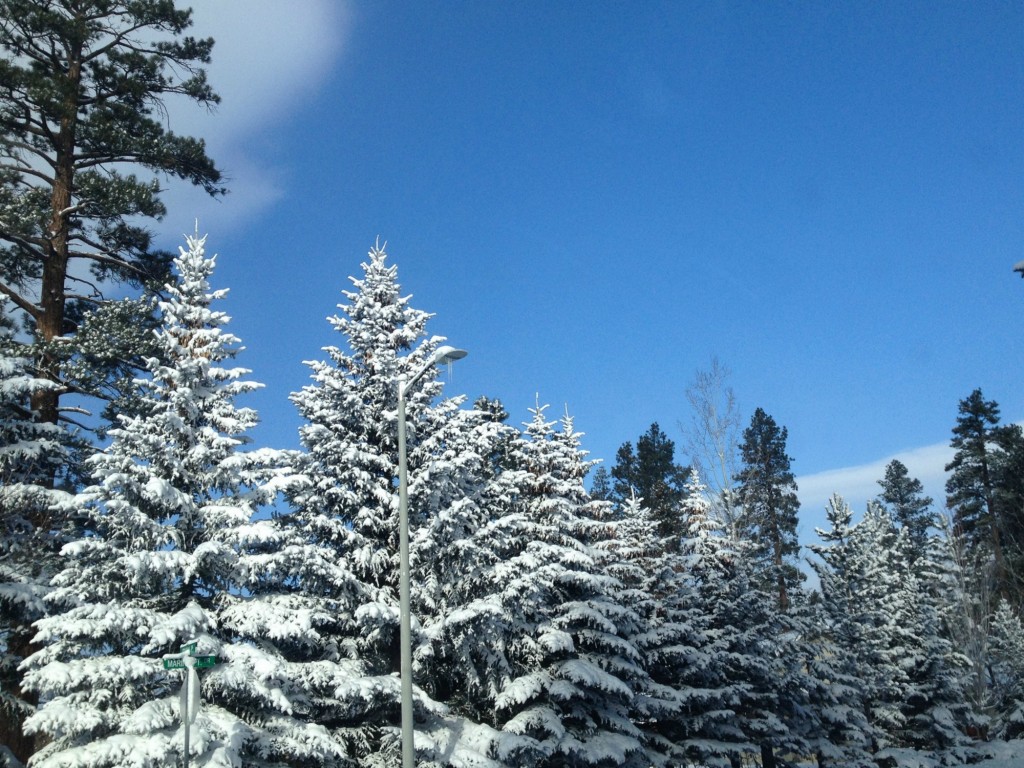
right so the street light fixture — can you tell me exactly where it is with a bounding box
[397,345,467,768]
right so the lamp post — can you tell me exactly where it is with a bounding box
[397,344,467,768]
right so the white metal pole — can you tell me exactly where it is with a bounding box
[182,659,192,768]
[397,375,415,768]
[396,347,466,768]
[182,688,189,768]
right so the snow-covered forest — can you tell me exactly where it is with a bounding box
[1,2,1022,767]
[3,232,1023,768]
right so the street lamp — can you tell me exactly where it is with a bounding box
[397,344,467,768]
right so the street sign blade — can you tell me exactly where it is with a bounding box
[163,658,186,670]
[193,655,217,668]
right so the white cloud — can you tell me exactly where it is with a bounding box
[178,2,350,136]
[154,1,353,240]
[797,440,955,546]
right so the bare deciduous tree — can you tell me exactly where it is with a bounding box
[681,357,743,530]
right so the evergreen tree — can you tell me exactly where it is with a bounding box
[663,472,776,767]
[0,0,223,427]
[706,525,791,768]
[413,397,524,747]
[589,466,612,502]
[809,496,893,765]
[287,244,505,765]
[488,404,647,768]
[989,601,1024,740]
[733,411,841,768]
[596,491,682,766]
[1,6,221,754]
[877,459,935,560]
[945,389,1014,600]
[939,522,1000,731]
[734,407,803,612]
[812,501,974,765]
[474,395,516,480]
[992,426,1024,605]
[22,235,344,766]
[415,408,527,760]
[0,296,73,762]
[610,423,689,545]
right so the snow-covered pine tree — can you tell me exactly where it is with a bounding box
[884,532,975,764]
[22,234,355,766]
[642,471,768,767]
[487,403,647,768]
[553,409,654,766]
[413,397,533,763]
[875,459,974,744]
[0,296,75,764]
[287,243,510,766]
[588,467,613,503]
[989,601,1024,741]
[814,501,974,766]
[415,406,558,767]
[596,490,680,766]
[808,495,886,766]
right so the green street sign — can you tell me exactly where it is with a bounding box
[163,655,217,670]
[181,642,197,654]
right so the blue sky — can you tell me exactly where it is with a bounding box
[153,1,1022,541]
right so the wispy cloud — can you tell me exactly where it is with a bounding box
[154,1,352,241]
[797,440,955,545]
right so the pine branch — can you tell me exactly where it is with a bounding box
[0,280,39,319]
[0,231,48,262]
[66,237,148,280]
[0,161,55,184]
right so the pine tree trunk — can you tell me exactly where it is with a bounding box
[0,626,38,765]
[761,742,777,768]
[770,513,790,612]
[32,244,68,426]
[981,458,1008,600]
[31,49,79,429]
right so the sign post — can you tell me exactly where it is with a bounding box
[162,642,217,768]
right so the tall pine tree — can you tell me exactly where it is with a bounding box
[610,423,689,545]
[0,0,223,427]
[734,407,803,612]
[287,244,507,765]
[945,389,1015,601]
[877,459,935,561]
